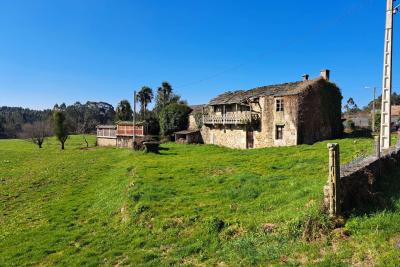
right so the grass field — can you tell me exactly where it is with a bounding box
[1,135,400,266]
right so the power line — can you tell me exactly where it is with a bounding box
[175,0,374,90]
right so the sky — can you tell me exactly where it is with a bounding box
[0,0,398,110]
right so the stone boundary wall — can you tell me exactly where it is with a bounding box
[324,145,400,215]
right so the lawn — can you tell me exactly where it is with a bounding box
[0,135,399,266]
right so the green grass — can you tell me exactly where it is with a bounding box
[0,135,399,266]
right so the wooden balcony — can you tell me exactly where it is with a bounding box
[203,112,260,125]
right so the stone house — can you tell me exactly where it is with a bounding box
[201,70,342,149]
[173,105,205,144]
[343,112,370,129]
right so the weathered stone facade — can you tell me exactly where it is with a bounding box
[201,70,342,149]
[97,137,117,147]
[188,114,198,131]
[201,125,247,149]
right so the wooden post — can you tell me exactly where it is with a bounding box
[133,90,136,150]
[397,130,400,148]
[375,135,381,158]
[327,143,340,217]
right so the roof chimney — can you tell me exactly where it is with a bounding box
[320,69,330,81]
[302,74,309,81]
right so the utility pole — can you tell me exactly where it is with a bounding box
[132,91,136,150]
[380,0,395,151]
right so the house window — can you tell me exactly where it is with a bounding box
[240,105,250,112]
[214,105,222,113]
[275,125,284,140]
[276,98,284,112]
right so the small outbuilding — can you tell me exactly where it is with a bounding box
[96,125,117,147]
[96,121,148,148]
[174,129,203,144]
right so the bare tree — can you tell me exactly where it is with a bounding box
[20,121,52,148]
[69,103,95,148]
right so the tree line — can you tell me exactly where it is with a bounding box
[0,102,115,139]
[343,93,400,115]
[1,81,192,149]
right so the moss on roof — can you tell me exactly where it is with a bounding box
[208,78,326,105]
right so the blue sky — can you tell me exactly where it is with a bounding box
[0,0,398,110]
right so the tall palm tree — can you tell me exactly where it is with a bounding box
[159,82,172,107]
[155,81,174,114]
[136,86,153,120]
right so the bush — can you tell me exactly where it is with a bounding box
[144,112,160,135]
[159,103,191,137]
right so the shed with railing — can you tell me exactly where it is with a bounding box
[96,122,148,148]
[96,125,117,147]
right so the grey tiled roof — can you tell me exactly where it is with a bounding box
[208,78,321,105]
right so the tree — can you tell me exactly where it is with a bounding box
[59,103,67,110]
[53,111,69,150]
[158,82,172,107]
[343,97,360,114]
[154,82,182,114]
[115,100,133,121]
[159,103,191,137]
[20,121,52,148]
[136,86,153,120]
[67,102,94,147]
[373,111,381,133]
[363,92,400,112]
[0,106,52,139]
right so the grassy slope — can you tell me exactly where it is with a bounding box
[0,135,399,266]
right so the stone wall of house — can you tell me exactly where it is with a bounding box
[201,95,299,149]
[116,136,148,148]
[298,80,342,144]
[253,95,298,148]
[188,114,198,130]
[97,137,117,147]
[201,125,247,149]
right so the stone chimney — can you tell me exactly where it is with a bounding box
[302,74,309,81]
[320,69,330,81]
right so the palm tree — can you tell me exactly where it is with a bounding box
[155,81,176,114]
[136,86,153,120]
[159,82,172,107]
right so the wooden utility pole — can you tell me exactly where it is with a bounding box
[380,0,395,151]
[132,91,136,150]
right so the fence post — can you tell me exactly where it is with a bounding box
[397,130,400,148]
[375,135,381,158]
[327,143,340,217]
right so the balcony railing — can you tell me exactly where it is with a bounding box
[203,112,260,125]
